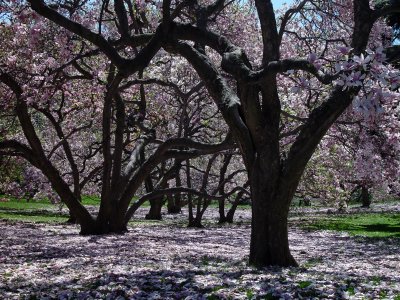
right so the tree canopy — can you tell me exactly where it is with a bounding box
[0,0,399,267]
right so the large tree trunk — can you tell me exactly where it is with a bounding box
[80,205,128,235]
[145,198,163,220]
[80,218,128,235]
[248,162,298,267]
[249,191,297,267]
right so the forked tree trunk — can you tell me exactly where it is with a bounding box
[220,187,247,223]
[225,203,238,223]
[79,206,128,235]
[167,193,182,213]
[188,199,205,228]
[168,175,183,214]
[218,197,240,224]
[188,216,203,228]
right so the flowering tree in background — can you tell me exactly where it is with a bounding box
[298,105,400,209]
[0,1,234,234]
[0,0,399,268]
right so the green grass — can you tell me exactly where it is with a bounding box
[0,196,52,210]
[298,281,312,289]
[0,195,151,224]
[0,195,69,223]
[0,195,102,208]
[0,211,68,223]
[304,213,400,238]
[81,195,101,206]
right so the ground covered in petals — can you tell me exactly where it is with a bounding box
[1,206,400,299]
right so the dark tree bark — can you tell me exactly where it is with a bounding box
[249,162,297,267]
[188,214,204,228]
[145,198,163,220]
[66,214,78,224]
[167,173,183,214]
[3,0,395,265]
[160,0,389,267]
[224,187,248,223]
[167,192,182,214]
[143,169,163,220]
[360,186,371,208]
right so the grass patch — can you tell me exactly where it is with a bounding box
[304,213,400,238]
[0,210,68,223]
[0,195,68,223]
[0,194,102,207]
[81,195,101,206]
[302,256,323,268]
[0,196,52,210]
[298,281,312,289]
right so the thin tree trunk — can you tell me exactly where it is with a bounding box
[167,193,181,213]
[218,198,227,223]
[168,173,182,213]
[361,186,371,208]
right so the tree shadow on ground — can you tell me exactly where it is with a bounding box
[303,213,400,238]
[5,264,400,299]
[1,220,400,299]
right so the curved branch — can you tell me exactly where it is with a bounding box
[167,41,255,169]
[0,140,38,166]
[27,0,164,75]
[278,0,309,45]
[248,59,338,85]
[28,0,124,66]
[374,1,400,20]
[118,134,235,216]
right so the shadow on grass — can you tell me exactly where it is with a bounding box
[0,209,67,218]
[304,214,400,238]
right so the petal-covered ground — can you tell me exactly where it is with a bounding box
[1,207,400,299]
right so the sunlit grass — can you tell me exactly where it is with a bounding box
[0,212,68,223]
[0,210,68,223]
[304,213,400,238]
[0,196,52,210]
[0,195,68,223]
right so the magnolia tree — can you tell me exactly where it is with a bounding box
[0,1,234,234]
[137,53,238,220]
[159,0,400,267]
[1,0,400,268]
[298,95,400,208]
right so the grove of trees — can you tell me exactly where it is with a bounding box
[0,0,399,267]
